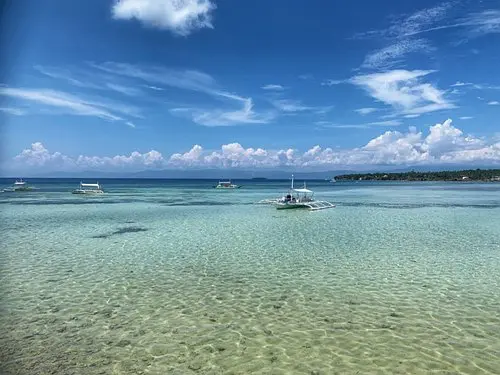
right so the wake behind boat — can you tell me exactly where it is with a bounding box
[72,182,104,194]
[257,175,335,211]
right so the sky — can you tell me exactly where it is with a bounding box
[1,0,500,174]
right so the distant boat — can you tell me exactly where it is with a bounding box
[330,177,336,183]
[214,180,241,189]
[2,179,36,192]
[72,182,104,194]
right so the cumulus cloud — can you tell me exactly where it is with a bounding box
[350,69,455,115]
[9,119,500,173]
[12,142,164,172]
[111,0,216,36]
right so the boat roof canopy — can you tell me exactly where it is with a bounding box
[81,183,100,187]
[292,188,313,193]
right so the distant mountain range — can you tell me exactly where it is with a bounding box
[3,164,499,179]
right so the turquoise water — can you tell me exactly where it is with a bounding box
[1,179,500,374]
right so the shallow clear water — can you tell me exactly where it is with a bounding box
[1,179,500,374]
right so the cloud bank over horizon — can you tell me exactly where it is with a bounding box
[5,119,500,175]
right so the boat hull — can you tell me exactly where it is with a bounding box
[72,189,104,194]
[275,203,309,210]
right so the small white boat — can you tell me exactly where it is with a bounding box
[214,180,241,189]
[258,175,335,211]
[72,182,104,194]
[3,179,36,192]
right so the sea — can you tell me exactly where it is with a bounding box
[1,178,499,375]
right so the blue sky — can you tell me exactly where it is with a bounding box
[1,0,500,173]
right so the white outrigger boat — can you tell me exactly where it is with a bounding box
[72,182,104,194]
[2,179,37,192]
[214,180,241,189]
[258,175,335,211]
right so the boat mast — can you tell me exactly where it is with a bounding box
[291,174,294,189]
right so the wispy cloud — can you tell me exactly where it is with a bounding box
[188,97,274,127]
[0,107,26,116]
[125,121,136,128]
[270,99,333,115]
[350,69,456,116]
[355,107,378,115]
[353,2,452,40]
[0,87,141,123]
[35,65,144,96]
[459,116,473,120]
[145,85,164,91]
[92,62,272,126]
[354,4,500,70]
[451,81,473,87]
[298,74,313,80]
[105,83,142,96]
[111,0,216,36]
[271,99,313,112]
[261,84,285,91]
[362,39,434,69]
[488,101,499,106]
[461,10,500,39]
[318,119,402,129]
[34,65,101,89]
[321,79,343,86]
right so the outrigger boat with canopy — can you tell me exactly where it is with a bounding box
[72,182,104,194]
[257,175,335,211]
[2,179,37,192]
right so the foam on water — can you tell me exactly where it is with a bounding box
[1,180,500,374]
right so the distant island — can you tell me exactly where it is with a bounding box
[335,169,500,182]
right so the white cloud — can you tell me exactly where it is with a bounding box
[111,0,216,36]
[10,119,500,173]
[459,116,473,120]
[355,107,378,115]
[350,69,455,115]
[261,84,285,91]
[488,101,499,106]
[125,121,136,128]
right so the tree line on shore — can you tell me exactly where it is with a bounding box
[335,169,500,181]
